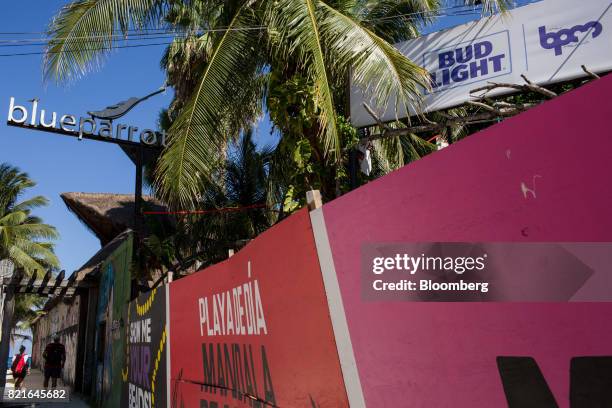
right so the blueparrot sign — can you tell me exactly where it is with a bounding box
[6,87,167,148]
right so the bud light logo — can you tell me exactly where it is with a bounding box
[539,21,603,56]
[424,31,511,93]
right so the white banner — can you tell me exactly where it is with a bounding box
[350,0,612,128]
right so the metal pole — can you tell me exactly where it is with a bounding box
[131,145,144,298]
[349,128,368,191]
[0,260,15,388]
[0,289,15,388]
[134,145,144,245]
[348,149,358,190]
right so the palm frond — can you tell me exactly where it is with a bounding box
[44,0,163,83]
[7,246,46,273]
[318,1,431,122]
[266,0,340,160]
[11,196,49,213]
[0,211,28,227]
[378,135,405,170]
[370,139,395,175]
[0,164,35,212]
[13,239,60,268]
[361,0,440,42]
[161,33,213,111]
[468,0,511,15]
[400,133,435,162]
[11,223,59,241]
[0,163,59,271]
[154,5,263,209]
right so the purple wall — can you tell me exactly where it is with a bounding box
[322,74,612,406]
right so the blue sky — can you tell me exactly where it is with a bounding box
[0,0,537,276]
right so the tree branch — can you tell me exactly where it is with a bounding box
[362,102,389,132]
[360,73,581,143]
[471,75,557,99]
[362,103,532,142]
[581,65,600,80]
[466,100,501,115]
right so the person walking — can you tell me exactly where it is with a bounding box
[10,345,30,389]
[43,335,65,388]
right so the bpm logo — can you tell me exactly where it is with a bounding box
[424,31,511,93]
[539,21,603,56]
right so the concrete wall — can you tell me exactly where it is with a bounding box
[31,296,81,386]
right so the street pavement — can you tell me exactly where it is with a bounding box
[3,369,90,407]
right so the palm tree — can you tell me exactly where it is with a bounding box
[140,129,275,272]
[44,0,509,209]
[187,128,273,262]
[11,294,44,343]
[0,164,59,273]
[0,164,58,385]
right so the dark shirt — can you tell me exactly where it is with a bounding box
[43,342,66,369]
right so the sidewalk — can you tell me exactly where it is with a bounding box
[3,369,90,407]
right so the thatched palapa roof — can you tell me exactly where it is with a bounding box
[61,192,167,246]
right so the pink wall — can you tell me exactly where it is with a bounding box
[322,74,612,406]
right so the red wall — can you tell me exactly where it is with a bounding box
[169,209,348,407]
[322,75,612,407]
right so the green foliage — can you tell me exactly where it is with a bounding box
[44,0,162,83]
[268,71,319,136]
[44,0,510,210]
[267,0,340,162]
[12,294,45,339]
[181,129,274,268]
[282,186,300,214]
[469,0,511,14]
[136,200,178,277]
[360,0,440,43]
[268,71,360,211]
[0,164,58,340]
[141,129,275,272]
[154,5,265,209]
[0,164,59,273]
[337,114,359,148]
